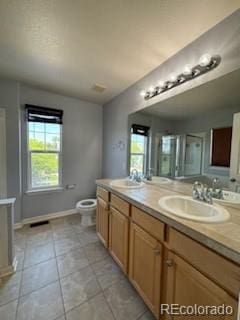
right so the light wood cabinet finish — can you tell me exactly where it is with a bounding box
[164,251,238,320]
[168,228,240,299]
[97,186,109,202]
[96,187,240,320]
[129,222,162,318]
[96,197,109,247]
[111,194,130,216]
[132,206,165,242]
[109,206,129,273]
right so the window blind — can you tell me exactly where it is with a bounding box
[131,124,149,136]
[25,104,63,124]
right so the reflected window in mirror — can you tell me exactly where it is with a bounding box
[130,124,149,175]
[211,127,232,167]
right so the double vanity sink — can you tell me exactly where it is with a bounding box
[96,178,240,319]
[110,177,233,223]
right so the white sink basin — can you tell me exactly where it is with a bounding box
[213,190,240,209]
[144,176,172,185]
[110,179,145,189]
[158,195,229,223]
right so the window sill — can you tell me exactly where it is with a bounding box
[25,187,64,195]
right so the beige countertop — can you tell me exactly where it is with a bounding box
[96,179,240,265]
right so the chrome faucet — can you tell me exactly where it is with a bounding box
[211,178,223,199]
[144,168,154,181]
[192,181,213,204]
[130,169,142,182]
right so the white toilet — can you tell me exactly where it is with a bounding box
[76,199,97,226]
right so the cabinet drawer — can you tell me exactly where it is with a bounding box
[111,194,130,217]
[132,206,165,242]
[168,228,240,298]
[97,187,109,202]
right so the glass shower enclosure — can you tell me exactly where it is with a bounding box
[156,134,203,178]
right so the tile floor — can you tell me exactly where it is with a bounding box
[0,214,155,320]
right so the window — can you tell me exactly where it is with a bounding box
[211,127,232,167]
[130,124,149,175]
[26,105,63,190]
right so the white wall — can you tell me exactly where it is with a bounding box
[0,80,103,222]
[20,85,103,219]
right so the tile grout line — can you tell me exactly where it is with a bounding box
[15,236,27,320]
[11,217,148,320]
[94,269,118,320]
[53,232,67,320]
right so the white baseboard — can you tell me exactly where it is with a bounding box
[14,208,77,230]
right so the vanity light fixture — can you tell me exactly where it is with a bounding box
[141,54,221,100]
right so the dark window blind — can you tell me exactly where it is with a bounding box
[25,104,63,124]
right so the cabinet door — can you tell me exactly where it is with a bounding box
[96,197,109,247]
[129,222,162,318]
[109,206,129,273]
[165,251,238,320]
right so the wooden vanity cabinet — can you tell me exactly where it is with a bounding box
[96,187,240,320]
[96,187,110,248]
[109,206,129,273]
[164,251,238,320]
[129,222,162,318]
[109,195,130,273]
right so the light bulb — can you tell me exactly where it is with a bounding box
[149,86,154,93]
[170,73,177,82]
[140,90,146,97]
[158,80,165,88]
[183,64,192,76]
[199,54,212,67]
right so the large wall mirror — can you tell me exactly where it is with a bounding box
[128,68,240,189]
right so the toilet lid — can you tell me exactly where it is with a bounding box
[77,199,97,209]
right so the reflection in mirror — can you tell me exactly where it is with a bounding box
[128,68,240,193]
[129,124,149,175]
[210,127,232,167]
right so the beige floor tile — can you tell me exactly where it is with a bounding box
[66,214,81,225]
[14,231,26,253]
[104,278,146,320]
[20,258,59,296]
[92,256,125,290]
[0,271,22,306]
[17,281,64,320]
[24,242,55,268]
[138,310,156,320]
[54,235,82,256]
[26,230,53,248]
[16,251,25,271]
[83,242,108,264]
[77,227,99,246]
[66,293,114,320]
[72,224,85,234]
[57,247,89,278]
[60,266,101,312]
[53,227,76,241]
[51,218,72,231]
[0,299,18,320]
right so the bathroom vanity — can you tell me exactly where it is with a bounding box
[96,180,240,319]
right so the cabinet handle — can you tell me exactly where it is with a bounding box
[153,247,161,255]
[166,259,174,267]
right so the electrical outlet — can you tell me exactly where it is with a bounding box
[66,184,76,190]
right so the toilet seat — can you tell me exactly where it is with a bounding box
[76,199,97,210]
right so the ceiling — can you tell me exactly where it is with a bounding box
[140,68,240,119]
[0,1,239,104]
